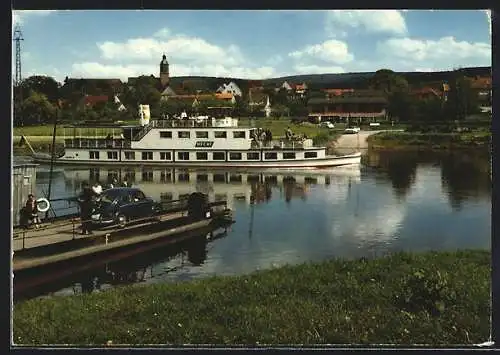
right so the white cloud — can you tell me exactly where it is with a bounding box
[12,10,56,26]
[97,34,244,67]
[71,61,277,80]
[288,39,354,64]
[293,64,345,74]
[377,36,491,70]
[325,10,407,37]
[67,27,279,80]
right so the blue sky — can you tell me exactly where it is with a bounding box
[12,10,491,84]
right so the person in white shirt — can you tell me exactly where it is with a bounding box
[92,181,103,196]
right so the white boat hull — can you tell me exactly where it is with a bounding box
[33,152,362,169]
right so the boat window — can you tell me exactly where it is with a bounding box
[196,131,209,139]
[264,152,278,160]
[305,177,318,184]
[229,152,242,160]
[107,151,118,160]
[213,152,225,160]
[283,152,296,160]
[178,173,190,182]
[89,151,100,159]
[229,174,242,183]
[178,152,190,160]
[178,131,190,139]
[304,151,318,159]
[142,170,154,182]
[196,152,208,160]
[247,174,260,183]
[160,152,171,160]
[160,131,172,138]
[214,131,227,138]
[213,174,226,182]
[233,131,246,139]
[197,174,209,182]
[160,171,172,182]
[142,152,153,160]
[247,152,260,160]
[124,151,135,160]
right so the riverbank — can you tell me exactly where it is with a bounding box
[13,249,490,345]
[368,131,491,150]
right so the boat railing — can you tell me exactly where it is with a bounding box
[250,138,313,150]
[64,138,131,149]
[147,119,239,129]
[132,123,154,141]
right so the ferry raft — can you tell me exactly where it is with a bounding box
[32,114,361,168]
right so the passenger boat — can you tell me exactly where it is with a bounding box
[32,109,361,169]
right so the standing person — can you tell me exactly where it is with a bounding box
[92,181,103,198]
[78,182,94,235]
[24,194,41,228]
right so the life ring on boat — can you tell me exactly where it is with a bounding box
[36,198,51,213]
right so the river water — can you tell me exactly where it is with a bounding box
[14,149,491,300]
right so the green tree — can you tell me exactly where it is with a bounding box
[369,69,409,94]
[19,91,56,125]
[443,74,480,120]
[18,75,61,104]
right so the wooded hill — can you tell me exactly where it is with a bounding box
[168,66,491,92]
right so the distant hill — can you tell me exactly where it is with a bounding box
[168,66,491,92]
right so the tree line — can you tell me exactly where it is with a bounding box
[12,69,486,127]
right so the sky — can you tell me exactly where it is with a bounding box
[12,10,492,84]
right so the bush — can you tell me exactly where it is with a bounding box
[397,269,456,316]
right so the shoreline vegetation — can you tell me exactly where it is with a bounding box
[13,249,490,345]
[368,131,491,150]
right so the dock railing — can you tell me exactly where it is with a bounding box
[12,197,229,251]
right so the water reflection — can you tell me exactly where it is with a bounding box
[14,226,229,301]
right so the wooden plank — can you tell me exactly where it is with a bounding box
[13,219,214,271]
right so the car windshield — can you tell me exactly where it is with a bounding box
[100,190,122,204]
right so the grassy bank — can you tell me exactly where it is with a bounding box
[13,249,490,345]
[368,131,491,150]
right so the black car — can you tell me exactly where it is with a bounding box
[90,187,161,228]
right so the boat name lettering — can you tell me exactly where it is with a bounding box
[195,141,214,148]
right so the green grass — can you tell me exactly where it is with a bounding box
[368,131,491,150]
[13,249,490,345]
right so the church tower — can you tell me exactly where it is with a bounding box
[160,53,170,88]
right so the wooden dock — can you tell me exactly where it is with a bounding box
[12,202,232,273]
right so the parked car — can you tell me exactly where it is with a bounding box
[344,127,361,134]
[90,187,161,228]
[320,121,335,129]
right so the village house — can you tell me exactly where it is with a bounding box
[78,95,109,109]
[216,81,243,97]
[410,87,443,101]
[307,89,388,123]
[466,76,492,106]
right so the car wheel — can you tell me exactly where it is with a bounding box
[117,214,127,228]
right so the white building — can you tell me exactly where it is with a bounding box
[216,81,242,97]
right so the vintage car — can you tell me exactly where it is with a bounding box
[90,187,161,228]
